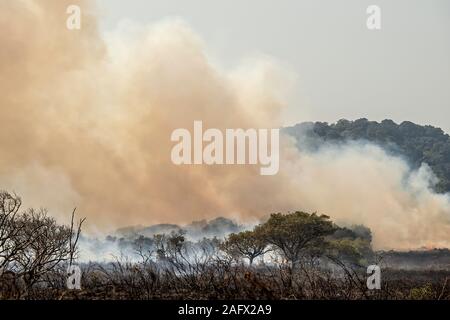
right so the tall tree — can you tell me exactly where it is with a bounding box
[255,211,336,270]
[221,231,268,265]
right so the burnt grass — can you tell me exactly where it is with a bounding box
[2,262,449,300]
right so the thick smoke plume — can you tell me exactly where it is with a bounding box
[1,0,449,249]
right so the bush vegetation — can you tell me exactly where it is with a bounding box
[0,191,448,300]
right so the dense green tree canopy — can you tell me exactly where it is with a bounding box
[284,119,450,193]
[254,211,336,268]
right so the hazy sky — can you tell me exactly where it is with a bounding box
[96,0,450,132]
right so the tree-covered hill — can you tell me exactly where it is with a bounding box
[284,119,450,193]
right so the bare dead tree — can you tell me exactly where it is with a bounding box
[0,191,86,298]
[0,191,25,270]
[69,208,85,267]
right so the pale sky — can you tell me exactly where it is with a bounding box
[96,0,450,132]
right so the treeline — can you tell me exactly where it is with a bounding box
[284,119,450,193]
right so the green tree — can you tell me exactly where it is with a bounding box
[326,238,372,267]
[327,225,373,266]
[255,211,336,270]
[221,230,268,265]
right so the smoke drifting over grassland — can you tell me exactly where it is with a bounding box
[0,0,449,249]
